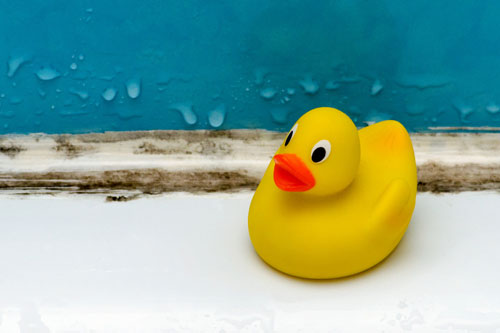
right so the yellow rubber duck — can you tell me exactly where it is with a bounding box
[248,107,417,279]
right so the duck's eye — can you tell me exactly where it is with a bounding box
[311,140,331,163]
[284,123,298,146]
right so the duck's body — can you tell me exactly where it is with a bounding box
[248,108,417,279]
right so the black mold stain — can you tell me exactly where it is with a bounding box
[0,163,499,196]
[53,135,93,158]
[417,162,500,193]
[0,142,26,158]
[0,169,260,195]
[132,138,234,155]
[106,194,140,202]
[1,163,499,196]
[135,142,168,154]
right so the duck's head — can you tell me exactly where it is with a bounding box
[272,107,360,196]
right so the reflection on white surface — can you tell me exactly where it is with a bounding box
[0,192,499,332]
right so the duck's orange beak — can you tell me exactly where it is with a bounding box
[273,154,315,192]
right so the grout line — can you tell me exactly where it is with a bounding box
[1,130,499,196]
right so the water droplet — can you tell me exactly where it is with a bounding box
[125,78,141,99]
[254,68,268,85]
[0,93,4,98]
[101,87,117,101]
[69,87,89,100]
[299,76,319,95]
[35,66,61,81]
[280,96,291,104]
[169,103,197,125]
[270,108,290,124]
[70,62,78,70]
[78,54,85,61]
[38,89,46,99]
[371,79,383,96]
[260,87,277,100]
[86,8,93,13]
[452,100,475,122]
[325,80,340,90]
[286,88,296,95]
[486,103,500,114]
[7,55,29,78]
[208,104,226,128]
[9,96,22,105]
[50,105,56,110]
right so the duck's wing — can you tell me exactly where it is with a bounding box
[358,120,417,235]
[366,178,411,235]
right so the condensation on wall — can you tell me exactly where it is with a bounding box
[1,0,500,134]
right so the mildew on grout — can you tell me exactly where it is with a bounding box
[0,130,499,198]
[417,162,500,193]
[0,169,260,196]
[0,163,498,199]
[134,142,169,155]
[53,135,94,158]
[0,140,26,158]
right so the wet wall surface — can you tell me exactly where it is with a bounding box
[1,0,500,134]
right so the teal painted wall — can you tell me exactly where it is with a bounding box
[1,0,500,133]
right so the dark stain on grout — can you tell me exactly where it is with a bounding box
[0,142,26,158]
[2,130,500,196]
[417,162,500,193]
[0,162,499,200]
[106,194,140,202]
[132,140,233,155]
[53,135,94,158]
[134,142,168,155]
[0,169,261,198]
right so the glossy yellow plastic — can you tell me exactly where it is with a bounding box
[248,107,417,279]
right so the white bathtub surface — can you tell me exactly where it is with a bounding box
[0,192,499,332]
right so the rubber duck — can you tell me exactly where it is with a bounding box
[248,107,417,279]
